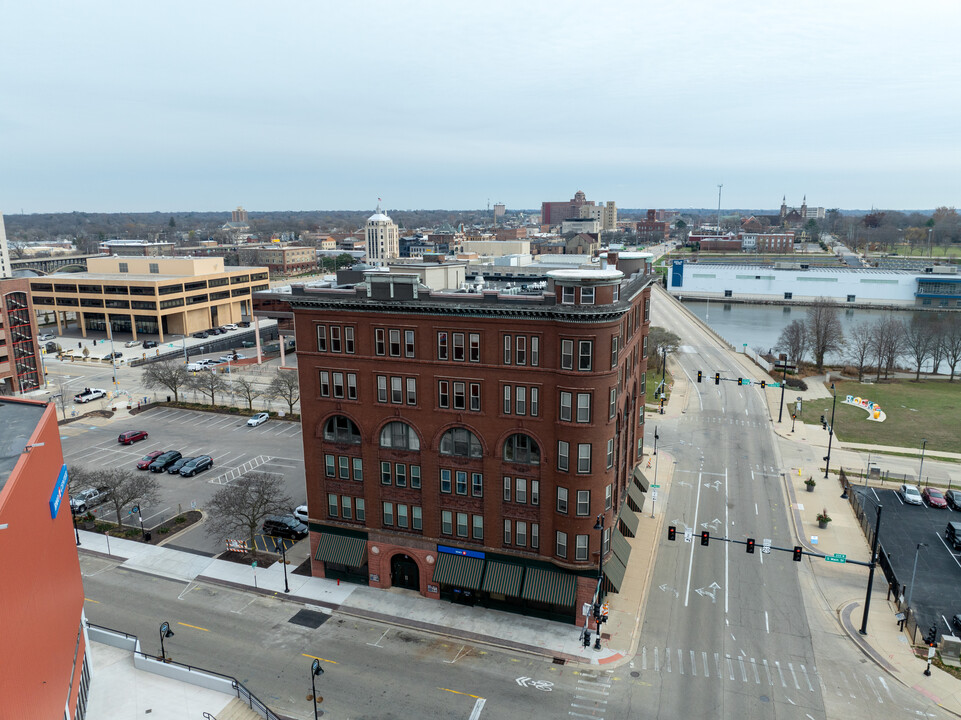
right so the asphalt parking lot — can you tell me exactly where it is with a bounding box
[855,486,961,636]
[61,406,307,556]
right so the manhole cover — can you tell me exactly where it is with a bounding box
[289,609,328,629]
[759,695,770,703]
[630,671,640,678]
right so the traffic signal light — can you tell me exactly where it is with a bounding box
[583,631,592,647]
[760,380,766,389]
[714,373,720,385]
[746,538,755,554]
[792,546,803,561]
[697,371,702,383]
[820,415,827,429]
[701,531,710,546]
[668,525,677,541]
[926,626,938,646]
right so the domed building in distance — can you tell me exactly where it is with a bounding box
[365,204,399,265]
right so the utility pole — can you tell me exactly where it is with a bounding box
[859,503,883,635]
[716,184,723,235]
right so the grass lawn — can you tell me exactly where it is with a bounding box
[801,379,961,454]
[890,244,961,258]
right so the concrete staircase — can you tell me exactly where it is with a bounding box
[207,698,266,720]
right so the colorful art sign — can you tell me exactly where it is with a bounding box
[844,395,886,422]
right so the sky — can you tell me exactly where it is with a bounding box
[2,1,960,213]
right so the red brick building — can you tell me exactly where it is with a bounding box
[541,190,591,227]
[1,277,43,394]
[0,399,90,718]
[635,209,669,240]
[286,253,654,622]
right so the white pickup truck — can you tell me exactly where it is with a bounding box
[70,487,111,514]
[73,387,107,403]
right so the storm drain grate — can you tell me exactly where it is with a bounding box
[288,609,328,629]
[552,657,566,665]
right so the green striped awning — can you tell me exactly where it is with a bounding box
[433,552,485,590]
[603,551,627,592]
[481,561,524,597]
[618,502,639,537]
[611,528,632,567]
[315,533,367,567]
[633,466,650,492]
[521,567,577,607]
[627,482,646,512]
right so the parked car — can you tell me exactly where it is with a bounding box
[262,515,308,540]
[179,455,213,477]
[293,504,309,524]
[899,484,923,506]
[148,451,182,472]
[946,522,961,550]
[247,412,270,427]
[946,489,961,511]
[223,323,239,331]
[219,352,246,362]
[167,456,195,474]
[192,331,209,339]
[74,388,107,403]
[142,340,159,349]
[118,429,149,445]
[238,321,251,328]
[208,327,224,336]
[45,341,60,353]
[103,351,123,360]
[70,487,111,514]
[38,333,56,342]
[137,450,164,469]
[124,340,142,348]
[923,487,948,509]
[186,359,220,371]
[953,613,961,635]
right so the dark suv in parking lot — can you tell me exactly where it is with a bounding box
[262,515,308,539]
[179,455,213,477]
[148,451,182,472]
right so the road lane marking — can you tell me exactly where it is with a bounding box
[641,647,646,670]
[702,652,709,678]
[690,650,697,677]
[864,674,882,703]
[665,648,672,673]
[738,656,747,682]
[877,676,893,701]
[750,658,759,684]
[725,655,734,680]
[177,622,209,632]
[714,652,720,678]
[934,532,961,568]
[724,467,729,614]
[84,597,100,603]
[800,664,813,691]
[654,647,659,672]
[684,472,704,607]
[468,698,486,719]
[788,663,800,690]
[573,685,609,695]
[573,696,607,703]
[302,653,338,664]
[765,611,769,633]
[439,688,483,699]
[775,661,786,687]
[368,629,390,647]
[762,659,772,685]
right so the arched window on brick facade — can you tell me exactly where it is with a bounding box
[380,421,420,450]
[324,415,361,444]
[503,433,540,465]
[439,427,483,458]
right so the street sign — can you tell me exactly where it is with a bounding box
[684,528,693,543]
[651,484,661,488]
[762,538,771,554]
[824,553,847,563]
[650,490,658,501]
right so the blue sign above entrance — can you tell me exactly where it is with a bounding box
[49,464,69,519]
[437,544,485,560]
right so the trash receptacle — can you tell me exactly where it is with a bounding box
[166,395,171,403]
[144,532,151,542]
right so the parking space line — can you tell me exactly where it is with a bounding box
[934,532,961,568]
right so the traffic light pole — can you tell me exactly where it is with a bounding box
[668,528,872,567]
[858,503,882,635]
[777,362,788,423]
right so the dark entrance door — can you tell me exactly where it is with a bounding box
[390,554,419,590]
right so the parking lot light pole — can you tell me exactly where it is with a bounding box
[159,621,174,662]
[310,659,324,720]
[906,543,927,611]
[918,439,928,485]
[824,383,837,480]
[859,503,883,635]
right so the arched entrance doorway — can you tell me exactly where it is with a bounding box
[390,554,420,590]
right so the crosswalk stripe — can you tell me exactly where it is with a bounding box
[738,656,747,683]
[775,661,786,688]
[800,664,813,692]
[654,647,659,672]
[665,648,671,673]
[690,650,696,677]
[865,674,882,704]
[641,647,647,670]
[678,648,684,675]
[750,658,760,684]
[702,651,709,678]
[788,663,800,690]
[726,655,734,681]
[714,653,721,678]
[762,659,772,686]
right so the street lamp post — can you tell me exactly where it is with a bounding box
[824,383,837,481]
[859,503,883,635]
[310,658,324,720]
[73,512,81,546]
[276,538,290,593]
[592,514,605,650]
[159,621,174,662]
[918,439,928,486]
[906,542,927,611]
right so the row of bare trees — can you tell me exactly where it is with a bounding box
[141,362,301,413]
[776,298,961,381]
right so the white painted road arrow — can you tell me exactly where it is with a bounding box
[695,582,722,603]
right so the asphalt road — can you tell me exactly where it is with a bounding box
[80,555,611,720]
[62,406,306,555]
[855,486,961,635]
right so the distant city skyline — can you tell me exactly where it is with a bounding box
[2,2,959,213]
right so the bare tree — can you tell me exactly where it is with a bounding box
[232,375,264,410]
[141,360,190,402]
[646,326,681,374]
[901,316,935,381]
[804,298,844,372]
[775,319,808,366]
[205,472,292,552]
[928,316,946,375]
[267,368,300,415]
[942,314,961,381]
[871,316,904,380]
[846,321,874,382]
[189,370,230,406]
[72,467,160,528]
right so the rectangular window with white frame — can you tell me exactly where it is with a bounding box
[389,329,401,357]
[577,443,592,473]
[609,387,617,418]
[345,326,355,353]
[469,333,480,362]
[503,519,512,545]
[561,339,574,370]
[438,380,449,408]
[581,287,594,305]
[556,531,568,558]
[515,520,527,547]
[531,479,540,505]
[531,336,539,366]
[356,498,365,521]
[391,376,402,404]
[404,329,415,358]
[453,381,466,410]
[441,510,452,535]
[375,328,385,356]
[503,476,511,501]
[576,393,591,423]
[515,386,526,415]
[319,371,330,397]
[530,387,539,417]
[377,375,388,403]
[406,377,417,405]
[456,512,468,537]
[469,383,481,411]
[330,326,341,352]
[556,486,568,514]
[316,325,327,352]
[503,335,512,364]
[558,441,569,472]
[472,514,483,540]
[575,534,589,560]
[515,336,526,365]
[578,340,593,371]
[559,391,572,421]
[383,502,394,526]
[607,438,614,468]
[605,483,612,510]
[561,286,575,304]
[515,477,526,504]
[347,373,357,400]
[531,523,539,549]
[576,489,590,516]
[437,332,448,360]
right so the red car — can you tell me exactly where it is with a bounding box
[136,450,164,470]
[118,430,149,445]
[923,487,948,509]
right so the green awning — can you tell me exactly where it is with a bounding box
[618,502,639,537]
[633,466,650,492]
[315,533,367,567]
[481,561,524,597]
[611,528,632,567]
[603,551,627,592]
[433,552,485,590]
[521,567,577,607]
[628,482,646,512]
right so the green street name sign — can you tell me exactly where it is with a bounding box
[824,554,847,563]
[651,484,661,488]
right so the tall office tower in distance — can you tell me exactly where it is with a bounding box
[365,205,399,265]
[0,212,11,278]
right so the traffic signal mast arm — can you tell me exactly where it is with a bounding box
[667,526,871,567]
[698,372,779,388]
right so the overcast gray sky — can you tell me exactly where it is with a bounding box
[2,1,959,213]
